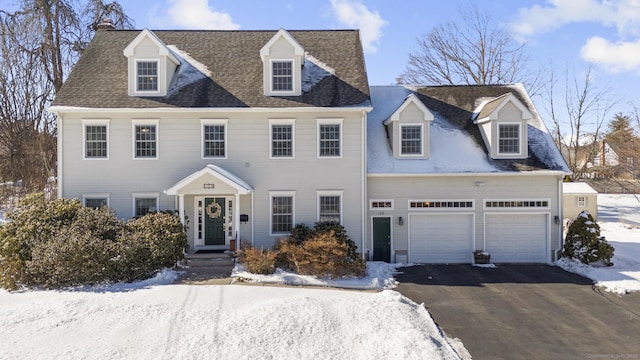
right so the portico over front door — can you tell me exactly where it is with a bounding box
[204,197,226,246]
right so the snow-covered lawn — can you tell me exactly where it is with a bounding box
[0,264,467,359]
[556,194,640,295]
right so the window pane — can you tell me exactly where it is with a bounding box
[272,124,293,157]
[319,124,340,157]
[85,198,107,209]
[204,125,225,157]
[135,198,156,217]
[319,195,341,223]
[85,125,107,158]
[135,125,157,158]
[499,124,519,153]
[272,196,292,233]
[401,126,422,155]
[272,61,292,91]
[137,61,158,91]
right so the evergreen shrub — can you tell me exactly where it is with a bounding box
[562,210,614,266]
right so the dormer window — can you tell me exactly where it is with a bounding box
[272,60,293,92]
[383,94,434,160]
[401,124,423,155]
[136,60,158,92]
[498,124,520,154]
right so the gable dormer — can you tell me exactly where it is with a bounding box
[383,94,434,159]
[474,93,532,159]
[123,29,180,97]
[260,29,304,96]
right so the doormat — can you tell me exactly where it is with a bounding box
[195,249,226,254]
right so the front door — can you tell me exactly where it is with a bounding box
[372,217,391,262]
[204,197,226,246]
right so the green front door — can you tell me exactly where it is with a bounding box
[372,217,391,262]
[204,197,226,246]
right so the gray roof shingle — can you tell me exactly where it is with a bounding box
[53,30,371,108]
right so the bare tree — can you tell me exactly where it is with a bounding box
[547,64,615,181]
[397,6,540,93]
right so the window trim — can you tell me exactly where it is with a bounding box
[317,118,343,159]
[317,190,344,224]
[483,198,551,210]
[269,191,295,236]
[399,123,424,157]
[408,199,475,211]
[201,119,228,159]
[270,59,295,94]
[577,196,586,207]
[132,192,159,218]
[134,59,160,94]
[369,199,394,210]
[82,119,110,160]
[497,122,522,156]
[269,119,295,159]
[132,119,159,160]
[82,193,110,208]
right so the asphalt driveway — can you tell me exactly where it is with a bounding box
[395,264,640,360]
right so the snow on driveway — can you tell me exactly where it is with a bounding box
[0,266,467,360]
[557,194,640,295]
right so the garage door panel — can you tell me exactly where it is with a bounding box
[486,214,547,263]
[410,214,473,263]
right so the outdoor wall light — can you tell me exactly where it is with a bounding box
[398,216,404,226]
[554,215,560,225]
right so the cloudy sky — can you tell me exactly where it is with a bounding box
[117,1,640,114]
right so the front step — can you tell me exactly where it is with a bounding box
[179,252,236,282]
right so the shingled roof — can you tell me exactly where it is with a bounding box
[52,29,370,109]
[368,84,571,174]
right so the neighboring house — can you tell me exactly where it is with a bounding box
[592,140,619,168]
[562,182,598,222]
[50,26,570,264]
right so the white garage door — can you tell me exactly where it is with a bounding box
[485,214,548,263]
[409,214,474,263]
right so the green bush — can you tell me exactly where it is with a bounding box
[0,195,187,290]
[562,210,614,266]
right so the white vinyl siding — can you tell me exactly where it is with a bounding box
[132,119,159,159]
[82,119,110,160]
[201,119,227,159]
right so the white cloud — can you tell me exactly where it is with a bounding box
[581,36,640,73]
[512,0,640,37]
[164,0,240,30]
[330,0,387,53]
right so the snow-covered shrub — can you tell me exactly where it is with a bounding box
[239,246,277,275]
[562,210,614,266]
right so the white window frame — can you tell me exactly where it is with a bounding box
[132,192,159,217]
[270,59,295,94]
[269,191,295,236]
[409,199,475,211]
[399,123,424,157]
[369,199,394,210]
[483,199,551,210]
[317,190,344,224]
[82,119,110,160]
[82,193,110,208]
[317,118,343,159]
[269,119,295,159]
[201,119,228,159]
[577,196,586,207]
[132,119,159,160]
[134,59,160,95]
[497,122,522,155]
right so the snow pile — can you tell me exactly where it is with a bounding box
[232,261,402,290]
[0,283,465,359]
[556,194,640,294]
[301,54,335,92]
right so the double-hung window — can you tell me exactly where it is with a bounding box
[270,119,295,158]
[271,60,293,92]
[498,124,520,154]
[133,193,158,217]
[83,120,110,159]
[136,60,158,92]
[400,124,423,155]
[132,120,158,159]
[202,119,227,158]
[317,191,343,224]
[83,194,109,209]
[317,119,342,158]
[270,191,295,235]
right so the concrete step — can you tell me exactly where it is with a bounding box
[187,258,234,267]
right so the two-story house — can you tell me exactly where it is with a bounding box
[50,27,570,264]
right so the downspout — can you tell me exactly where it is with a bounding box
[556,176,563,262]
[361,109,367,260]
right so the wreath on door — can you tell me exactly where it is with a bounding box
[206,202,222,219]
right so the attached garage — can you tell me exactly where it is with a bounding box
[485,214,548,263]
[409,213,474,263]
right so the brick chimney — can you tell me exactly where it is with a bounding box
[96,18,115,31]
